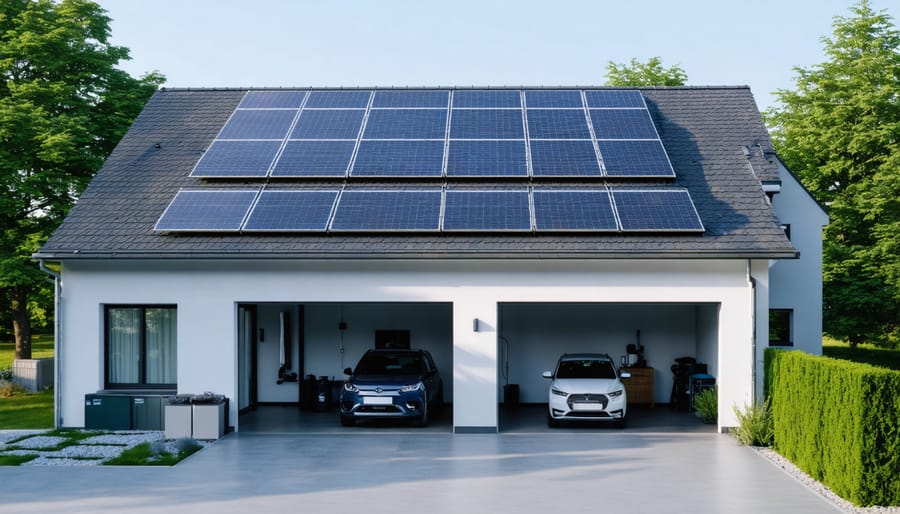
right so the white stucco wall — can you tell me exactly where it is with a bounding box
[56,258,762,431]
[769,163,829,355]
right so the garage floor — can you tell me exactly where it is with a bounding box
[238,404,713,434]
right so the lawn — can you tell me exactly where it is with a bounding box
[822,337,900,371]
[1,334,55,429]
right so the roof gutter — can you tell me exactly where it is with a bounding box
[38,260,62,429]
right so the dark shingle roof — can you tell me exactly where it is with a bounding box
[35,86,797,260]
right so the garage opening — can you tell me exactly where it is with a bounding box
[497,302,719,432]
[238,302,453,433]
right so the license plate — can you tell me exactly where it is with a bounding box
[572,403,601,411]
[363,396,393,406]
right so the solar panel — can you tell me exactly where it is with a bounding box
[305,90,371,108]
[270,141,354,177]
[450,109,524,139]
[155,190,257,231]
[524,90,583,108]
[530,140,602,177]
[443,190,531,231]
[612,190,704,231]
[373,90,449,108]
[239,90,308,109]
[330,190,442,231]
[598,140,675,177]
[363,109,447,139]
[446,141,527,177]
[191,140,282,177]
[590,109,658,139]
[533,190,618,231]
[583,90,645,109]
[218,110,297,140]
[351,140,444,177]
[243,190,337,231]
[526,109,591,139]
[290,109,365,139]
[452,90,521,108]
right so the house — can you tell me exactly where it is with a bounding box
[34,86,827,433]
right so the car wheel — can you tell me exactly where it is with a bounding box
[340,415,355,427]
[415,397,429,427]
[547,410,560,428]
[433,386,444,418]
[615,416,627,429]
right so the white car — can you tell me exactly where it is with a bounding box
[542,353,631,428]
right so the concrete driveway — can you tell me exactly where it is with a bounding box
[0,429,839,514]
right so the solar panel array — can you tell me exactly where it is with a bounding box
[156,88,705,235]
[190,89,675,179]
[155,187,704,233]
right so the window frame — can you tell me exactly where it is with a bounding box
[768,308,793,347]
[104,304,177,390]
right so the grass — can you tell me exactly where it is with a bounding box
[822,336,900,371]
[0,334,54,370]
[104,440,202,466]
[0,389,54,429]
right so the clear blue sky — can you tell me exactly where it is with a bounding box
[97,0,899,113]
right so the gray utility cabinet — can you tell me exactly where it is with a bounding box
[132,396,167,430]
[84,394,131,430]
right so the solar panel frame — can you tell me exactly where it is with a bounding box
[446,140,528,177]
[329,189,443,232]
[529,140,602,177]
[442,189,532,232]
[351,140,445,177]
[590,109,659,140]
[362,109,448,139]
[597,140,676,178]
[532,189,619,232]
[305,90,372,109]
[154,189,258,232]
[190,140,282,178]
[372,90,449,108]
[583,90,646,109]
[238,90,308,109]
[270,140,355,177]
[290,109,365,140]
[242,190,338,232]
[611,189,704,232]
[449,109,525,139]
[217,109,298,140]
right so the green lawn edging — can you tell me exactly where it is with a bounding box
[766,348,900,506]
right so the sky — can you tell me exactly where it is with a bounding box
[97,0,899,113]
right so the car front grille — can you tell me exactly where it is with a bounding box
[567,393,609,410]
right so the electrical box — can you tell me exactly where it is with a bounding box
[84,394,131,430]
[132,396,167,430]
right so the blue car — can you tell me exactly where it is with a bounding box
[340,349,444,427]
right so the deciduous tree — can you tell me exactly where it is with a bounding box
[605,57,687,86]
[0,0,163,358]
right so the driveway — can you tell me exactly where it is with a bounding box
[0,429,839,514]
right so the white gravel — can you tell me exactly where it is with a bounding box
[0,430,207,466]
[755,447,900,514]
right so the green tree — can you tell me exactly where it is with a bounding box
[766,0,900,347]
[604,57,688,86]
[0,0,164,358]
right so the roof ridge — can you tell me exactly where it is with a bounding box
[158,85,752,92]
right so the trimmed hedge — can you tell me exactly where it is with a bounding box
[766,348,900,506]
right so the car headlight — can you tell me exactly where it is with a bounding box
[400,381,423,393]
[608,389,624,398]
[343,382,359,393]
[551,387,568,397]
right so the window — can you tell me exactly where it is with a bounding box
[769,309,793,346]
[105,306,177,388]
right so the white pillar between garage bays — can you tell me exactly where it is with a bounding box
[452,298,499,432]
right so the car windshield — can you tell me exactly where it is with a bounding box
[556,359,617,379]
[355,353,424,375]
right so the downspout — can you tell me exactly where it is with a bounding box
[38,260,62,428]
[747,260,757,406]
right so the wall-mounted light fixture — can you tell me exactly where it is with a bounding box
[473,318,480,332]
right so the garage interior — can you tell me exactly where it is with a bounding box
[238,300,718,433]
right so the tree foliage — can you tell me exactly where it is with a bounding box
[0,0,164,356]
[766,0,900,347]
[604,57,687,87]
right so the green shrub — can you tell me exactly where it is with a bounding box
[767,348,900,506]
[693,386,717,424]
[732,401,773,446]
